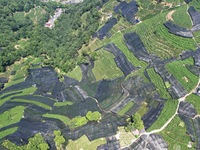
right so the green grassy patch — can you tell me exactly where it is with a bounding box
[66,135,106,150]
[92,49,123,80]
[12,99,52,110]
[54,101,73,107]
[166,57,199,92]
[159,115,193,150]
[186,94,200,114]
[147,100,178,131]
[66,66,82,82]
[193,30,200,45]
[118,101,134,116]
[172,5,192,29]
[43,114,71,125]
[0,106,25,129]
[0,127,18,140]
[147,68,171,99]
[136,102,148,117]
[0,86,37,106]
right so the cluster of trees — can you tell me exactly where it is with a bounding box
[125,113,144,132]
[0,0,102,72]
[54,130,65,149]
[2,133,49,150]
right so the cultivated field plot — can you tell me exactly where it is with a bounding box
[147,100,178,131]
[92,49,124,80]
[136,0,184,21]
[172,5,192,29]
[166,57,199,92]
[66,135,106,150]
[186,94,200,114]
[147,68,171,99]
[160,115,192,150]
[125,11,196,59]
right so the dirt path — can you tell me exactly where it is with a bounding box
[14,45,20,49]
[166,10,176,21]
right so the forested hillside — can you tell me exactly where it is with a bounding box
[0,0,100,72]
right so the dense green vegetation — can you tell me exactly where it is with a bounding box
[186,94,200,114]
[166,57,199,92]
[54,130,65,149]
[147,100,178,131]
[2,133,49,150]
[86,111,101,121]
[0,0,101,72]
[66,135,106,150]
[125,113,144,131]
[70,116,88,128]
[147,68,171,99]
[0,106,25,129]
[160,115,193,150]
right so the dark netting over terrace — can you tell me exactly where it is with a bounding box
[188,6,200,32]
[80,58,95,83]
[97,136,120,150]
[7,119,59,149]
[179,115,200,149]
[194,48,200,66]
[104,43,137,76]
[50,97,100,118]
[184,0,192,4]
[178,101,197,118]
[114,0,138,24]
[180,50,194,60]
[154,60,187,98]
[62,113,126,141]
[186,65,200,77]
[94,18,117,40]
[124,32,158,62]
[13,95,55,107]
[25,67,60,95]
[63,76,79,86]
[95,77,127,111]
[142,102,164,129]
[123,134,168,150]
[164,21,193,38]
